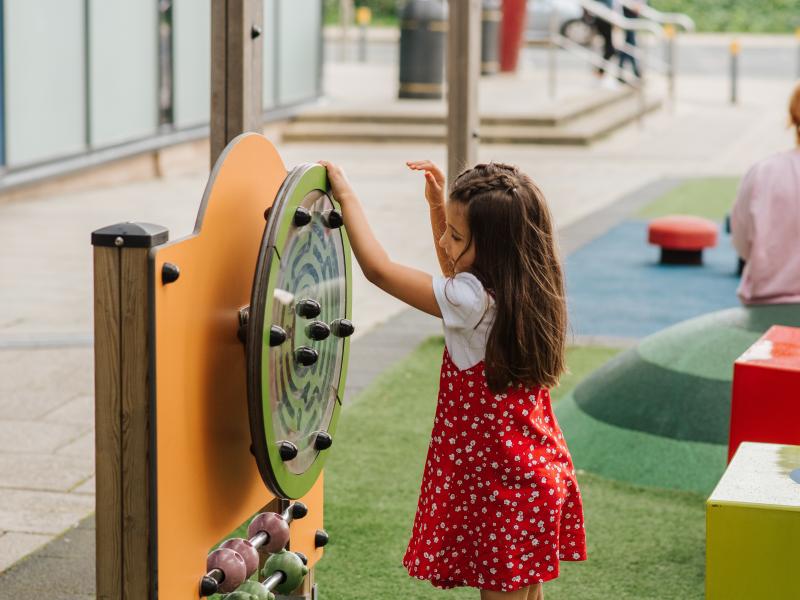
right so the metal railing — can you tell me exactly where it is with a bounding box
[542,0,694,115]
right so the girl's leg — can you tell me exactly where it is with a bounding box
[480,586,531,600]
[525,583,543,600]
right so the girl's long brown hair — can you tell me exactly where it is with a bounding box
[450,162,567,392]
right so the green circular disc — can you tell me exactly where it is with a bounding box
[247,163,352,499]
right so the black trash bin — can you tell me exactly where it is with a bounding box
[481,0,501,75]
[398,0,448,99]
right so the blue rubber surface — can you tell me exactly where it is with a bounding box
[566,220,741,339]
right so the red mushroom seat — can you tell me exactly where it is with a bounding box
[648,215,718,265]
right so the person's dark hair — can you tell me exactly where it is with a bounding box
[449,162,566,392]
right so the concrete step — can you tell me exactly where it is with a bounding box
[290,87,635,128]
[281,91,663,146]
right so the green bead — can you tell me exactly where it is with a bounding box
[224,592,254,600]
[261,550,309,594]
[235,580,274,600]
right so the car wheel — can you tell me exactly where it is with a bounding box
[560,18,594,47]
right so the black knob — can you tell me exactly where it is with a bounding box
[199,574,219,596]
[296,299,321,319]
[305,321,330,341]
[290,502,308,520]
[314,431,333,451]
[295,346,319,366]
[322,209,344,229]
[330,318,354,338]
[314,529,329,548]
[295,552,308,566]
[279,441,298,461]
[251,25,262,39]
[269,325,288,347]
[162,262,180,284]
[293,207,312,227]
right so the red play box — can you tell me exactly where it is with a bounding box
[729,326,800,462]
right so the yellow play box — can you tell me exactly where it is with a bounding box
[706,442,800,599]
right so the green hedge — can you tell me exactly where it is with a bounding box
[325,1,799,33]
[650,0,800,33]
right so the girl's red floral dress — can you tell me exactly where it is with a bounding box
[401,347,587,592]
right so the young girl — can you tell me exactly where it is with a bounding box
[318,159,587,600]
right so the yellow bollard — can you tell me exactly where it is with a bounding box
[730,39,740,105]
[795,27,800,79]
[355,6,372,62]
[355,6,372,26]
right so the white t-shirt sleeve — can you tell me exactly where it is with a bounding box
[432,272,490,330]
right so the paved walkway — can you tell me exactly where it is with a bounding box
[0,39,797,575]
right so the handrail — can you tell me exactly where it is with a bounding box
[551,34,642,88]
[617,0,696,32]
[577,0,664,38]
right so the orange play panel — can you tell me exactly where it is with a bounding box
[151,133,324,599]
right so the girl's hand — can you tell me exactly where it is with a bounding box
[407,160,445,207]
[318,160,355,204]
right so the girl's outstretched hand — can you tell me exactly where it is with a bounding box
[318,160,355,204]
[407,160,445,207]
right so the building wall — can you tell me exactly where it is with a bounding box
[1,0,323,172]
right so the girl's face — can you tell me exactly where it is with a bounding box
[439,201,475,273]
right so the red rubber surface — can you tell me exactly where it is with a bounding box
[648,215,718,250]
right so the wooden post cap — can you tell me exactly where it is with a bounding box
[91,222,169,248]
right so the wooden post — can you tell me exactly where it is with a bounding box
[447,0,481,183]
[93,223,169,600]
[211,0,264,167]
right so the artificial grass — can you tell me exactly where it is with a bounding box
[316,337,706,599]
[636,178,739,221]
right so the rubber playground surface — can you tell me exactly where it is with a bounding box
[565,177,742,339]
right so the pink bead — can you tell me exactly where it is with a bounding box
[206,547,246,593]
[247,512,290,554]
[221,538,259,577]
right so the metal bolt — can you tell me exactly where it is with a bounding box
[114,236,124,247]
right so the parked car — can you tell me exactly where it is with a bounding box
[526,0,596,46]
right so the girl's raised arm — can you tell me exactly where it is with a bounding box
[406,160,454,277]
[319,161,442,319]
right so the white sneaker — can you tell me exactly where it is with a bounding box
[600,74,620,90]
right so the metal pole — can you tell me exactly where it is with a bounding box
[447,0,481,182]
[548,10,557,99]
[356,6,371,63]
[664,24,675,102]
[340,0,353,61]
[730,38,740,106]
[637,39,647,128]
[795,27,800,80]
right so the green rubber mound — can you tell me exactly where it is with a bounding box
[556,394,726,495]
[561,304,800,493]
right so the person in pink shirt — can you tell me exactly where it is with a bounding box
[731,83,800,305]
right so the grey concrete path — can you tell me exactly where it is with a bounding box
[0,40,797,577]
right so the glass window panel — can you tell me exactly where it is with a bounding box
[173,0,210,128]
[4,0,86,167]
[88,0,158,147]
[277,0,321,106]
